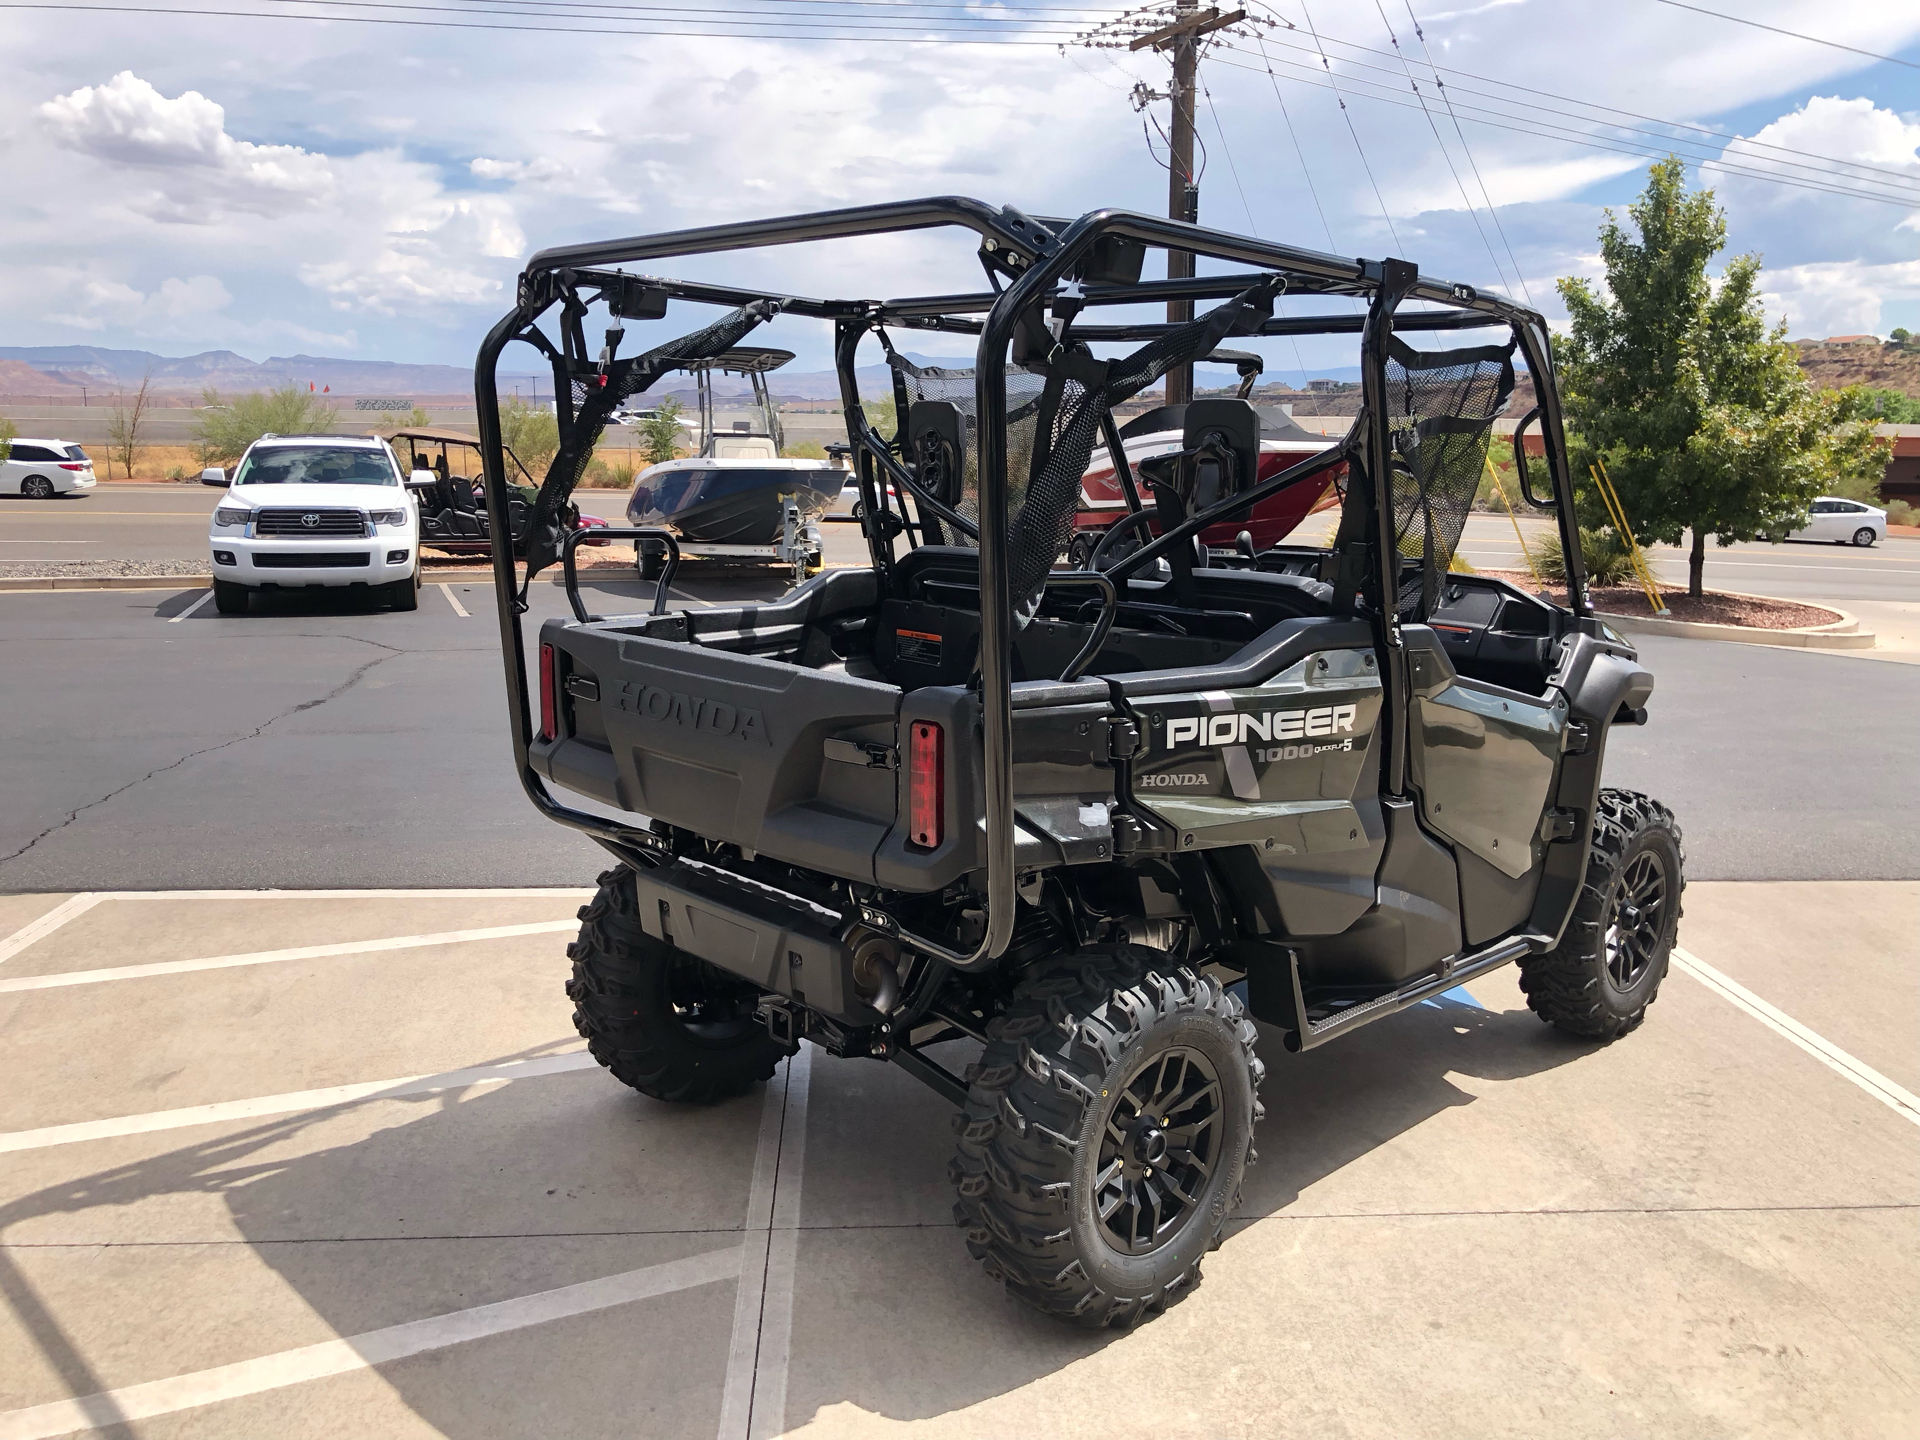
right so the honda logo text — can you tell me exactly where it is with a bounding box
[616,682,768,744]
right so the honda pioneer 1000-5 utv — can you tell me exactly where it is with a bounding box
[474,199,1683,1328]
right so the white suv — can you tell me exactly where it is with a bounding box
[205,435,420,614]
[4,438,96,497]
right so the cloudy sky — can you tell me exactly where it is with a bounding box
[2,0,1916,381]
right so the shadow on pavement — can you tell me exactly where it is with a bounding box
[0,998,1596,1434]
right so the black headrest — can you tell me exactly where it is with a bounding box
[1182,399,1261,512]
[906,399,966,505]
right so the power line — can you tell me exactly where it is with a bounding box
[1296,0,1402,251]
[1206,48,1920,210]
[1650,0,1920,70]
[1370,0,1513,295]
[1249,32,1343,258]
[1401,0,1531,305]
[1199,75,1316,388]
[0,0,1082,39]
[1239,8,1920,191]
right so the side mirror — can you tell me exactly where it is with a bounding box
[200,467,227,486]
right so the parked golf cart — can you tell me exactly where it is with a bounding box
[387,425,606,556]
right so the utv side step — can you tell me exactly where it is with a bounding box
[1283,934,1539,1052]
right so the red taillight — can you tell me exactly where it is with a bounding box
[538,643,557,742]
[908,720,944,848]
[58,462,88,471]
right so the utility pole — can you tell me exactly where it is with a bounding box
[1072,4,1262,408]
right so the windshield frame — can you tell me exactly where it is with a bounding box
[233,442,402,488]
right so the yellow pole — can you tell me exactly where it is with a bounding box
[1590,461,1667,614]
[1485,454,1544,585]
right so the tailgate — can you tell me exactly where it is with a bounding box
[534,622,903,880]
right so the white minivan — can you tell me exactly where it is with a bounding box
[1785,496,1887,547]
[3,438,96,497]
[205,435,420,614]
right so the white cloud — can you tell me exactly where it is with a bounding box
[40,71,334,219]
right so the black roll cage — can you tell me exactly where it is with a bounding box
[474,196,1590,968]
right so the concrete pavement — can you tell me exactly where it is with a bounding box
[0,882,1912,1438]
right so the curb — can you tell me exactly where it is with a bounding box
[1600,594,1875,650]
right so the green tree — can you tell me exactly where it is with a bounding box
[497,394,560,473]
[107,372,154,479]
[636,396,684,466]
[0,416,16,465]
[1835,385,1920,425]
[191,385,340,465]
[1556,159,1889,596]
[386,404,432,430]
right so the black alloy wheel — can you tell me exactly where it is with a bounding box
[1604,850,1667,993]
[1094,1046,1223,1255]
[1518,789,1685,1040]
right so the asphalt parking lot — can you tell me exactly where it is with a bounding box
[0,881,1913,1438]
[2,486,1917,1436]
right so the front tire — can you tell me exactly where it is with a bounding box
[566,867,783,1104]
[212,579,250,615]
[1853,527,1876,548]
[950,947,1263,1327]
[387,568,420,611]
[1519,790,1685,1039]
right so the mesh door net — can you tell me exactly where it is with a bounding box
[891,278,1279,618]
[1382,335,1516,618]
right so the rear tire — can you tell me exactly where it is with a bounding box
[21,476,55,500]
[566,867,783,1104]
[1519,789,1684,1039]
[637,542,666,582]
[1853,527,1876,548]
[949,947,1263,1327]
[212,579,250,615]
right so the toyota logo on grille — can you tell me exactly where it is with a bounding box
[300,513,320,528]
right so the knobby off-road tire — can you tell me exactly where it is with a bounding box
[949,947,1265,1328]
[1519,789,1685,1040]
[566,866,783,1103]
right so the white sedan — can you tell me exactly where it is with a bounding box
[205,435,420,614]
[1785,497,1887,548]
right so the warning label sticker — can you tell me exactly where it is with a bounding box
[896,628,943,665]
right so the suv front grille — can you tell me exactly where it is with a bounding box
[253,552,370,568]
[255,507,366,537]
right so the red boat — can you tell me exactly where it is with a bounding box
[1069,403,1346,562]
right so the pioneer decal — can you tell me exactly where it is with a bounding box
[615,682,769,743]
[1164,704,1358,750]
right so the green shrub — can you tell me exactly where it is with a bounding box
[1888,499,1917,527]
[783,440,828,460]
[1523,527,1639,587]
[190,386,339,465]
[498,395,560,473]
[637,397,684,467]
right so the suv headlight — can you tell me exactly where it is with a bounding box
[368,508,408,526]
[213,507,250,528]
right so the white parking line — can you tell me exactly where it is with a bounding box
[718,1045,812,1440]
[1673,947,1920,1127]
[444,585,470,616]
[0,920,577,994]
[80,887,595,900]
[0,894,101,967]
[166,589,214,623]
[0,1246,743,1440]
[0,1051,599,1154]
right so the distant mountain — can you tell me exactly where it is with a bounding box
[0,345,541,397]
[0,342,1368,402]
